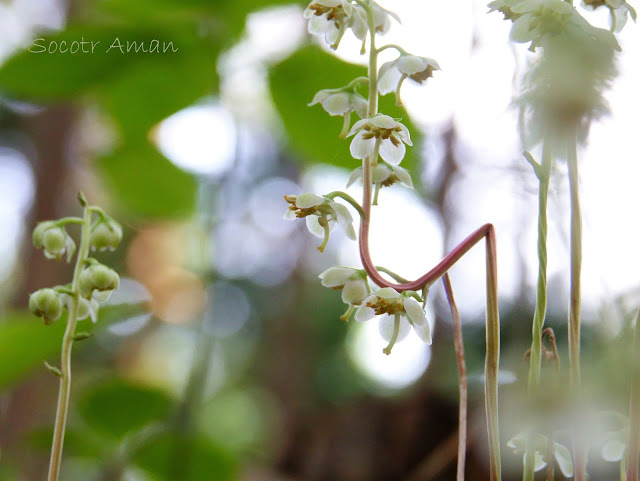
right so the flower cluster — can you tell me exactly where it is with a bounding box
[378,55,441,100]
[29,205,122,326]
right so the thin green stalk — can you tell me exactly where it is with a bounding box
[47,201,92,481]
[626,309,640,481]
[366,0,378,117]
[567,130,586,481]
[523,140,553,481]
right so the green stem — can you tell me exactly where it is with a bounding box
[626,309,640,481]
[375,266,409,284]
[382,313,401,355]
[523,139,553,481]
[326,191,365,218]
[567,129,586,481]
[376,43,408,55]
[47,203,93,481]
[366,0,378,117]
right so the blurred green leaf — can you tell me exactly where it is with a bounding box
[78,378,172,438]
[0,312,65,390]
[96,143,196,219]
[134,433,236,481]
[269,45,420,172]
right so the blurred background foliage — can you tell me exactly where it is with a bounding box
[0,0,639,480]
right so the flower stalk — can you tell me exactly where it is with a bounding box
[523,139,553,481]
[627,309,640,481]
[47,199,93,481]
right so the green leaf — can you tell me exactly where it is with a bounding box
[78,378,172,439]
[96,143,196,219]
[0,312,66,390]
[269,45,420,172]
[134,433,236,481]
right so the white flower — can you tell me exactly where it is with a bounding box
[284,193,356,252]
[355,287,431,354]
[581,0,637,31]
[60,293,100,323]
[304,0,354,48]
[309,89,369,137]
[507,432,574,478]
[319,266,370,320]
[347,114,412,165]
[508,0,576,49]
[378,55,440,97]
[346,164,413,189]
[488,0,526,20]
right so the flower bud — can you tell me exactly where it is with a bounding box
[29,288,63,324]
[79,263,119,298]
[33,221,76,262]
[90,219,123,252]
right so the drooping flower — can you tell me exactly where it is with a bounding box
[29,288,63,325]
[507,432,574,478]
[347,114,412,165]
[582,0,637,31]
[378,55,440,99]
[79,263,120,299]
[33,221,76,262]
[309,89,369,137]
[59,293,100,323]
[508,0,577,49]
[90,217,123,252]
[355,287,431,354]
[304,0,357,49]
[284,193,356,252]
[319,266,369,320]
[346,163,413,189]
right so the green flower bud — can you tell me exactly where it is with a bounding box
[29,288,63,324]
[79,264,119,298]
[32,221,56,249]
[33,221,76,262]
[90,219,123,252]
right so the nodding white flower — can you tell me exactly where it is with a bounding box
[351,3,401,39]
[346,164,413,189]
[378,55,440,98]
[304,0,355,49]
[284,193,356,252]
[33,221,76,262]
[581,0,637,31]
[309,89,369,137]
[347,114,412,165]
[355,287,431,354]
[60,293,100,323]
[507,432,574,478]
[319,266,369,320]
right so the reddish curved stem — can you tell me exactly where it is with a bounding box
[357,156,501,481]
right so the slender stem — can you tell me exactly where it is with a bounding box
[443,273,467,481]
[366,0,378,117]
[326,191,365,218]
[376,43,408,56]
[567,129,586,481]
[47,204,92,481]
[523,138,553,481]
[626,309,640,481]
[375,266,409,284]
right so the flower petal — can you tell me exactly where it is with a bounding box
[377,61,401,95]
[305,215,325,238]
[350,131,376,160]
[602,439,626,462]
[379,138,406,165]
[308,13,332,36]
[342,278,368,304]
[319,266,355,287]
[322,92,352,115]
[414,321,432,344]
[347,118,369,137]
[378,314,411,342]
[355,304,376,322]
[372,164,392,183]
[370,114,398,129]
[393,166,413,188]
[346,167,363,187]
[510,14,535,43]
[374,287,401,299]
[396,55,428,75]
[308,89,332,106]
[353,95,369,119]
[297,193,325,208]
[553,443,574,478]
[404,297,426,325]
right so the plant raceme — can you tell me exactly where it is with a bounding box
[29,193,122,481]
